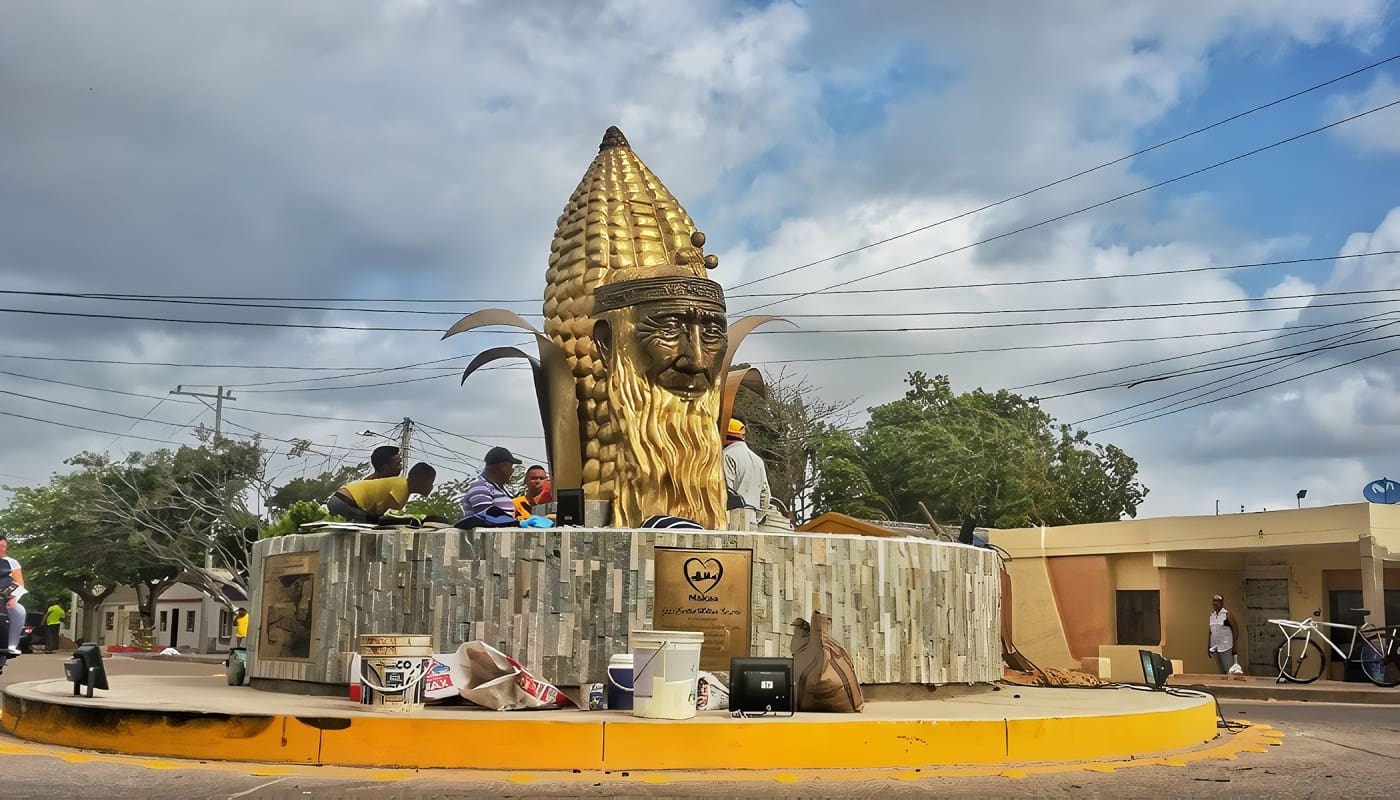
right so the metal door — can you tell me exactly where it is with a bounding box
[1244,576,1289,676]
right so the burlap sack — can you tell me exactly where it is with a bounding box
[791,611,864,712]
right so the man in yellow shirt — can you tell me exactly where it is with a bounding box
[234,608,249,648]
[326,462,436,524]
[44,600,65,652]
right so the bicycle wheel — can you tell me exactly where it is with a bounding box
[1276,634,1326,683]
[1359,631,1400,688]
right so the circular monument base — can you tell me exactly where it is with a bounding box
[3,676,1224,771]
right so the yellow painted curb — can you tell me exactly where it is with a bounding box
[2,690,1219,771]
[0,720,1284,785]
[602,718,1008,770]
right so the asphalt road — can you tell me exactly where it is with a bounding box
[0,653,1396,798]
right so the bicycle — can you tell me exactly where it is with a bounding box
[1269,608,1400,686]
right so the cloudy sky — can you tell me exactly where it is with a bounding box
[2,0,1399,521]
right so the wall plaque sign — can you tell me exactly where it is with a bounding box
[653,547,752,671]
[259,552,318,662]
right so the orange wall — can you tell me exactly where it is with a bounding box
[1045,555,1112,660]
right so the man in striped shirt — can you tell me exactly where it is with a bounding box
[460,446,523,519]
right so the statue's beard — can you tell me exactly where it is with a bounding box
[606,347,725,529]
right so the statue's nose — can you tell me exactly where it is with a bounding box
[673,323,704,371]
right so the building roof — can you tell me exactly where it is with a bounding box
[990,502,1400,560]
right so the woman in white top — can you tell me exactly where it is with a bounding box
[0,532,26,656]
[1208,593,1240,674]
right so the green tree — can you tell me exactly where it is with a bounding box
[72,436,265,621]
[732,367,855,523]
[266,462,367,515]
[809,426,886,520]
[262,500,339,538]
[405,478,471,520]
[811,372,1147,527]
[0,467,150,642]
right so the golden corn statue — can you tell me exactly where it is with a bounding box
[446,127,779,529]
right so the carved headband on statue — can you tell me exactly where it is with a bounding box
[593,275,727,314]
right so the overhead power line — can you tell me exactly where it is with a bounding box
[1087,344,1400,434]
[770,286,1400,319]
[0,291,543,319]
[9,283,1397,340]
[735,97,1400,314]
[729,251,1399,299]
[751,295,1400,335]
[0,408,188,446]
[3,55,1392,318]
[0,388,200,429]
[761,313,1395,367]
[0,352,471,372]
[0,307,446,333]
[0,367,401,425]
[1009,309,1400,392]
[751,323,1331,364]
[728,53,1400,291]
[1044,317,1400,402]
[9,250,1396,310]
[0,291,538,306]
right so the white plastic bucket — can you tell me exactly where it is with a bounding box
[358,634,433,713]
[630,630,704,720]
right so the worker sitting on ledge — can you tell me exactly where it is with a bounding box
[366,445,403,479]
[327,462,436,524]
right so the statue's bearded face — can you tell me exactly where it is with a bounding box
[630,300,728,400]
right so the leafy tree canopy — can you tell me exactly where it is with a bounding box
[267,462,367,515]
[812,372,1147,528]
[405,477,471,521]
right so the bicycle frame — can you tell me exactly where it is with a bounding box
[1270,617,1371,661]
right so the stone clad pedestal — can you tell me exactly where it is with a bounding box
[246,528,1001,694]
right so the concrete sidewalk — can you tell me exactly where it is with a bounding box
[1170,673,1400,704]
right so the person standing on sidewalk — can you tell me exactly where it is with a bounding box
[44,599,65,652]
[1208,593,1240,674]
[234,608,249,648]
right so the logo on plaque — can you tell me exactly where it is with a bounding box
[684,557,724,600]
[654,547,752,671]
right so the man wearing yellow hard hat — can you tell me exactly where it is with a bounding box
[724,418,771,525]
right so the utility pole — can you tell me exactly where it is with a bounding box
[170,385,237,574]
[398,417,414,474]
[170,385,237,441]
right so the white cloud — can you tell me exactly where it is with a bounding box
[1327,73,1400,154]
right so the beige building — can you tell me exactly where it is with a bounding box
[991,502,1400,680]
[74,580,248,653]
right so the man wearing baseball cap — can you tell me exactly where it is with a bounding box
[1208,593,1240,674]
[460,446,523,520]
